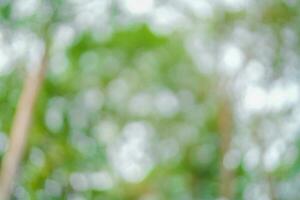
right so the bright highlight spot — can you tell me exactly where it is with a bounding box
[154,90,179,117]
[110,121,154,183]
[221,44,244,74]
[222,0,250,10]
[243,85,267,113]
[123,0,154,15]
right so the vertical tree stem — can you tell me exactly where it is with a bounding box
[0,44,48,200]
[218,93,235,200]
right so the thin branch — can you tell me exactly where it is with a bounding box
[218,91,235,200]
[0,43,49,200]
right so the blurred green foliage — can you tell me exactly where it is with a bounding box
[1,0,300,200]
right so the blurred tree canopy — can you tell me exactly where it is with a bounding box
[1,0,300,200]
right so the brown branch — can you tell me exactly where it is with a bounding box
[218,93,235,200]
[0,43,49,200]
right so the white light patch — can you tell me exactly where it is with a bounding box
[89,171,114,190]
[183,0,213,18]
[221,44,244,74]
[45,179,62,197]
[107,78,130,104]
[0,48,10,74]
[53,25,75,50]
[223,149,241,170]
[122,0,154,15]
[268,81,299,111]
[82,89,103,112]
[15,187,30,200]
[243,85,267,113]
[69,171,114,191]
[11,30,32,58]
[45,98,65,133]
[29,148,45,167]
[263,145,281,172]
[222,0,250,10]
[243,147,260,171]
[129,92,153,116]
[49,53,69,76]
[45,107,64,133]
[243,81,299,114]
[245,60,265,82]
[13,0,40,19]
[70,173,89,191]
[109,121,154,183]
[195,1,213,18]
[94,120,118,145]
[150,6,186,34]
[27,38,45,72]
[72,0,110,30]
[154,90,179,117]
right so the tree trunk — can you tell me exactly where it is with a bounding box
[0,44,48,200]
[218,94,235,200]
